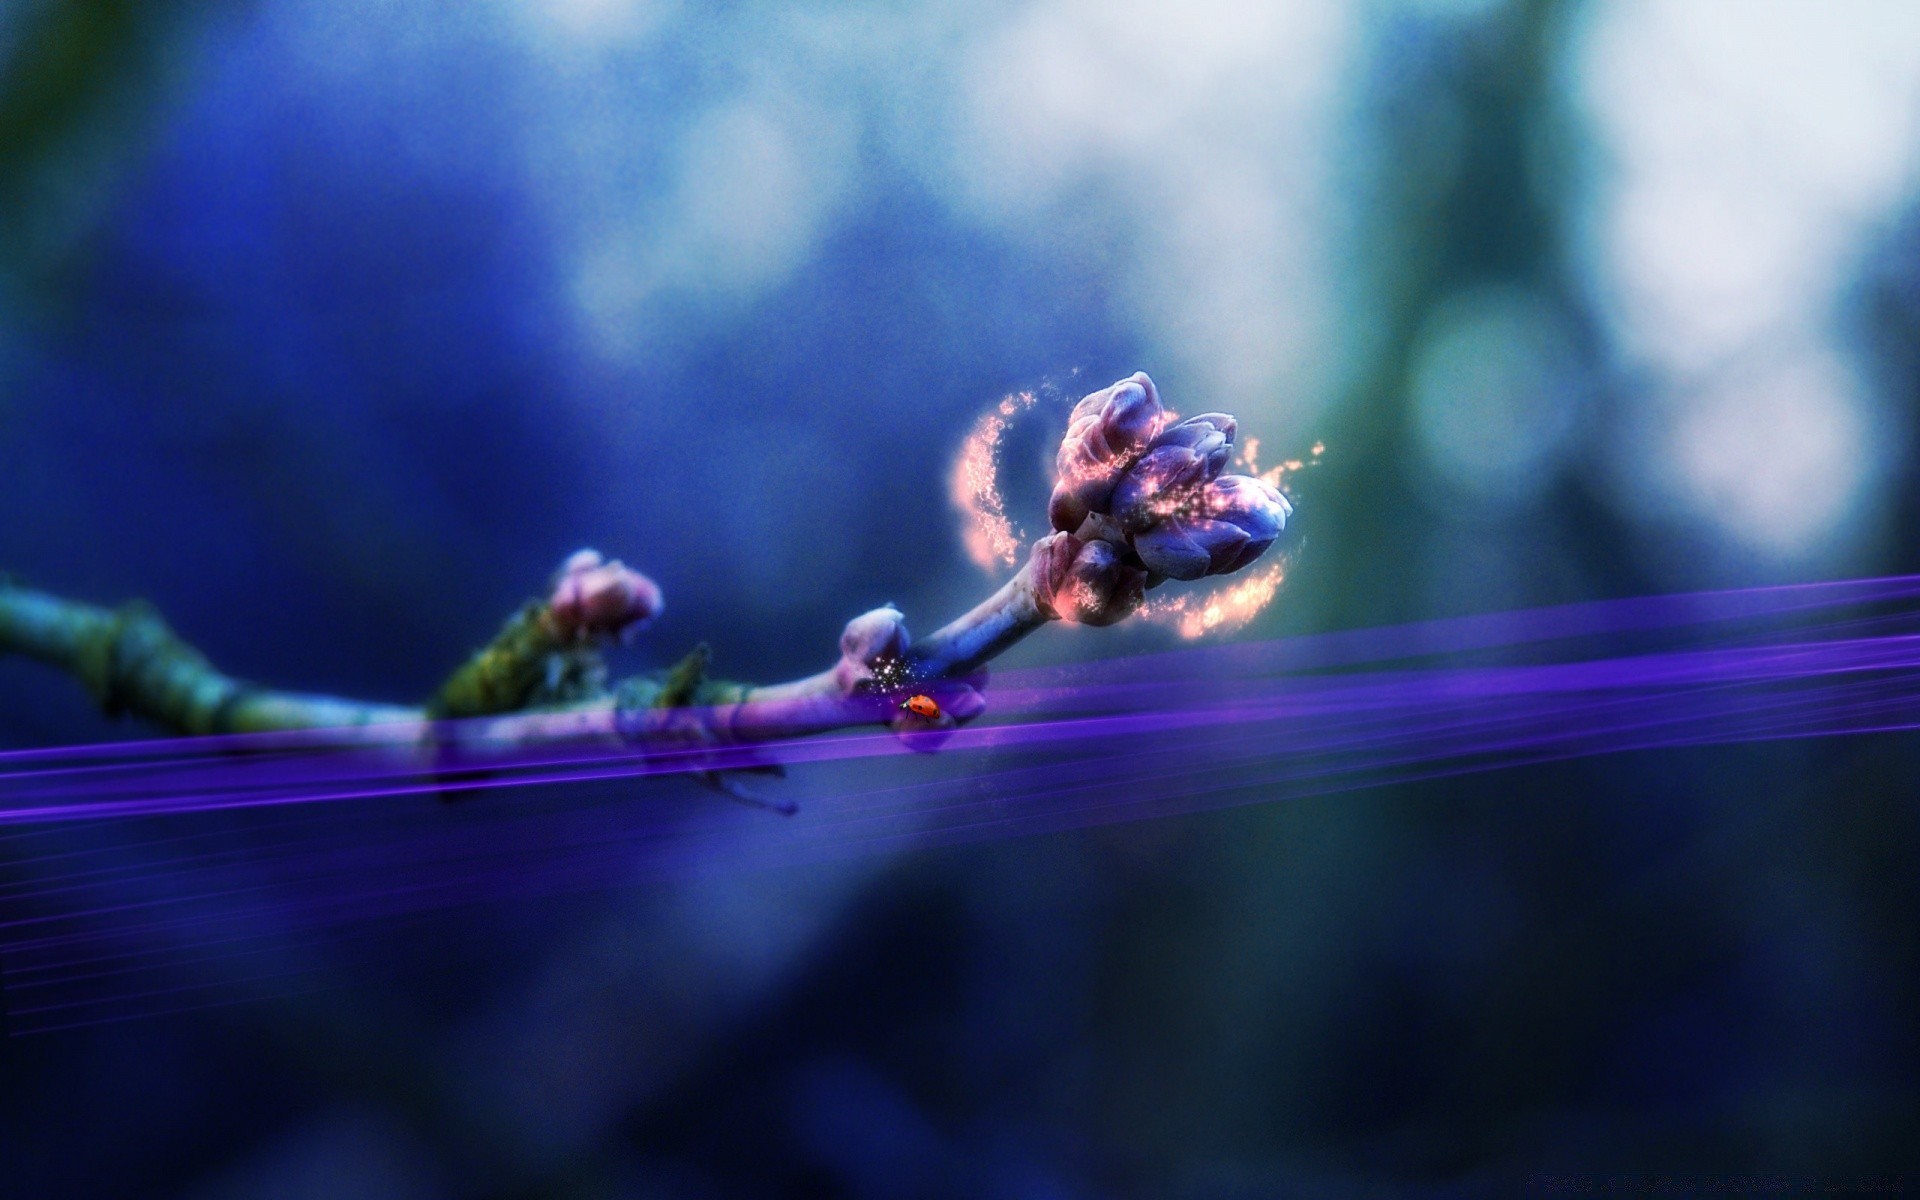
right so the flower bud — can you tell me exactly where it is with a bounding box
[548,549,663,643]
[1027,531,1082,615]
[1048,372,1167,532]
[1129,474,1289,580]
[1109,413,1238,532]
[834,606,912,694]
[1031,532,1146,625]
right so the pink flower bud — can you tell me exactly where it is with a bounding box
[833,606,913,694]
[1030,532,1146,626]
[1048,372,1167,533]
[548,549,663,643]
[1027,531,1082,616]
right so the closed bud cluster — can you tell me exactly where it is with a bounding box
[1041,374,1291,590]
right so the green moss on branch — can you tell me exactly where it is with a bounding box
[0,578,421,736]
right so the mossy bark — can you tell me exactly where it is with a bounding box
[0,579,419,736]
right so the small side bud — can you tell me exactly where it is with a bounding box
[1029,531,1147,626]
[834,606,913,695]
[548,549,663,643]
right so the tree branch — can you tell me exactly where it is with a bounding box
[0,373,1294,781]
[0,580,422,737]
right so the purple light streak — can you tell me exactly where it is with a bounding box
[8,574,1920,1031]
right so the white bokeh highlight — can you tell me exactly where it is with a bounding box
[499,0,1352,436]
[1575,0,1920,567]
[1663,343,1882,559]
[1410,284,1586,504]
[565,93,861,360]
[949,0,1352,432]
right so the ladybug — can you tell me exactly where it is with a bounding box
[900,694,942,719]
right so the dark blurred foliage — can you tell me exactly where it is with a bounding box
[3,0,1920,1195]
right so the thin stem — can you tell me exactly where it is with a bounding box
[0,557,1059,757]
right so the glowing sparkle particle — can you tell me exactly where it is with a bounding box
[866,653,924,694]
[1238,436,1326,497]
[1140,560,1289,640]
[951,391,1038,573]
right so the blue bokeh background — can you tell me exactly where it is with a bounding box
[4,0,1920,1193]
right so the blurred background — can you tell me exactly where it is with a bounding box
[4,0,1920,1193]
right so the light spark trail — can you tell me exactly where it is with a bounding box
[951,391,1038,572]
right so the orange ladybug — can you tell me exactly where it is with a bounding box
[900,694,942,719]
